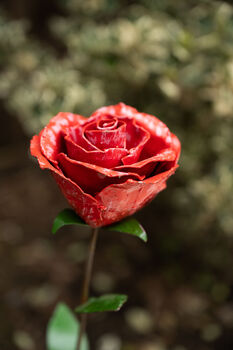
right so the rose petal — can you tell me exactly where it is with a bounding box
[40,112,86,167]
[91,103,180,161]
[30,135,104,227]
[96,103,167,140]
[95,165,178,226]
[65,135,128,168]
[68,124,98,151]
[115,148,176,178]
[91,102,137,118]
[92,103,171,143]
[86,111,150,164]
[97,116,118,130]
[123,118,149,149]
[85,120,127,150]
[121,119,150,165]
[170,132,181,164]
[57,153,143,195]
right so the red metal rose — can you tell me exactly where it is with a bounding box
[30,103,180,227]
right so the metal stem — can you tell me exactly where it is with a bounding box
[77,227,99,350]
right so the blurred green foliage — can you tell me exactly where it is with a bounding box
[0,3,233,348]
[0,0,232,244]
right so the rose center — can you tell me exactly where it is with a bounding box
[97,116,118,130]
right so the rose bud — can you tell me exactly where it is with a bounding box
[30,103,180,227]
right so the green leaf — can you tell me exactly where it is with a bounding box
[52,209,147,242]
[106,217,147,242]
[47,303,89,350]
[75,294,128,313]
[52,209,87,234]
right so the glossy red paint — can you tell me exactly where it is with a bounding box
[30,103,181,227]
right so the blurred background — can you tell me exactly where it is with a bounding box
[0,0,233,349]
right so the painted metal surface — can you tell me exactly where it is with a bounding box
[30,103,181,227]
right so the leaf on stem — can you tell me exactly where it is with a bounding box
[52,209,87,234]
[106,217,147,242]
[75,294,128,313]
[47,303,89,350]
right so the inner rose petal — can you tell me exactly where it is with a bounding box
[97,116,118,130]
[85,120,127,150]
[121,119,150,165]
[65,135,128,168]
[57,152,143,195]
[68,125,98,151]
[139,134,169,161]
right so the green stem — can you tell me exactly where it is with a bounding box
[77,227,99,350]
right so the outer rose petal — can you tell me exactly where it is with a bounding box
[40,112,86,166]
[95,165,178,226]
[30,135,104,227]
[65,135,128,168]
[170,132,181,163]
[91,103,138,119]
